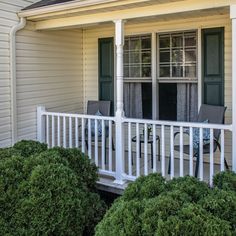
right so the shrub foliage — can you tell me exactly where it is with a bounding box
[96,172,236,236]
[0,140,105,236]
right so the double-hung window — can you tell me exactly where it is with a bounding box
[158,31,198,122]
[123,35,152,119]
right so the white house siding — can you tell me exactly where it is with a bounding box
[83,13,232,164]
[0,0,38,147]
[16,22,83,141]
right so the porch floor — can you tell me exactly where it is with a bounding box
[90,148,226,194]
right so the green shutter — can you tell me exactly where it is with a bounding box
[98,37,114,114]
[202,27,224,106]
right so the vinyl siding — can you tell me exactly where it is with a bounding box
[83,13,232,164]
[16,22,83,141]
[0,0,37,147]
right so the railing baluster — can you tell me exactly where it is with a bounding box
[161,125,165,177]
[57,116,60,147]
[51,115,55,147]
[46,115,49,147]
[81,118,85,153]
[136,123,140,177]
[109,120,112,172]
[209,128,214,186]
[144,123,148,175]
[189,127,193,176]
[128,122,132,176]
[69,117,72,148]
[170,125,174,179]
[102,120,105,170]
[94,119,98,166]
[152,124,157,173]
[88,118,92,158]
[179,126,184,177]
[199,128,203,181]
[63,116,66,148]
[75,117,78,148]
[220,129,225,171]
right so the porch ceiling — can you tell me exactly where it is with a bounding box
[20,0,234,30]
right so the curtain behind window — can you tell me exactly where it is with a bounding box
[177,83,198,122]
[124,83,143,118]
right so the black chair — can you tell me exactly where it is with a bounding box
[168,104,229,177]
[82,101,115,161]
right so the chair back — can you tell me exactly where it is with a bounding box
[87,100,111,116]
[197,104,227,140]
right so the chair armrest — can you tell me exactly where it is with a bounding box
[174,131,190,139]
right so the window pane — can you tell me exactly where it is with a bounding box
[160,65,170,77]
[160,35,170,48]
[124,39,129,51]
[185,49,196,62]
[172,65,183,77]
[124,53,129,64]
[172,34,183,48]
[142,37,151,49]
[142,65,151,77]
[124,66,129,77]
[185,32,196,47]
[172,50,183,63]
[142,52,151,64]
[185,64,196,77]
[130,52,140,63]
[130,37,141,51]
[160,50,170,63]
[130,66,141,77]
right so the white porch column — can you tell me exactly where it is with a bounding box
[114,19,125,184]
[231,5,236,171]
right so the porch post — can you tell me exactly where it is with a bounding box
[114,19,125,184]
[231,6,236,171]
[37,106,46,143]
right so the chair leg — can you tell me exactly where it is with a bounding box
[112,138,115,151]
[151,143,153,169]
[168,153,171,175]
[195,153,200,178]
[217,143,229,170]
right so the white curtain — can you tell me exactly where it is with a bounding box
[124,83,143,118]
[177,83,198,122]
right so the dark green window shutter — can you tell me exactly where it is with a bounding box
[202,27,224,106]
[98,37,114,115]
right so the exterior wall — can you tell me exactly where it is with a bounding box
[16,22,83,141]
[83,13,232,162]
[0,0,38,147]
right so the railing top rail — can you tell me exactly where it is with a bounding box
[122,117,232,131]
[41,111,115,121]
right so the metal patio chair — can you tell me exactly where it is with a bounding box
[168,104,229,178]
[82,101,115,161]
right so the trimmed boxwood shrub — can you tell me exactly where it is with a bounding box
[0,140,106,236]
[96,173,236,236]
[213,171,236,192]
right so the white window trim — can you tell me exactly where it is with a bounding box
[120,27,202,120]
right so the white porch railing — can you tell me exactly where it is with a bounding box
[37,106,116,178]
[37,106,233,186]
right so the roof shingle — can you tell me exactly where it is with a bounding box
[23,0,75,10]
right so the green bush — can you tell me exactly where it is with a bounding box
[0,140,105,236]
[13,140,47,157]
[96,174,236,236]
[157,204,232,236]
[166,176,210,202]
[122,173,166,201]
[199,189,236,232]
[213,171,236,192]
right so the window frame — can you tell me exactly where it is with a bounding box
[157,30,198,83]
[124,34,152,80]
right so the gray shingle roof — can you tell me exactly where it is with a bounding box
[23,0,75,10]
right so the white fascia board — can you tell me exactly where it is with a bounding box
[231,4,236,19]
